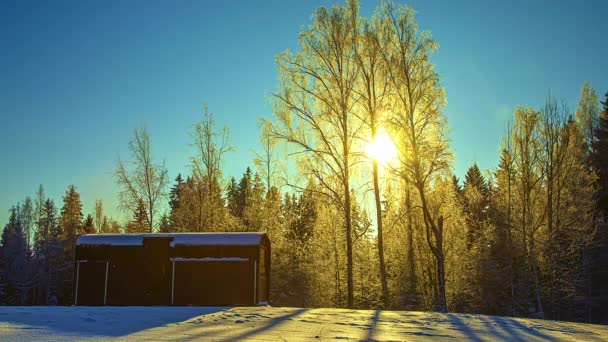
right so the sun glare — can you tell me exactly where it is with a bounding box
[365,131,397,164]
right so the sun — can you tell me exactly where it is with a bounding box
[365,130,397,164]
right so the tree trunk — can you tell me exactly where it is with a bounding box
[198,183,203,232]
[547,164,554,319]
[344,162,354,309]
[340,101,354,309]
[530,238,544,318]
[418,184,447,313]
[436,217,447,312]
[148,198,154,233]
[406,187,417,300]
[333,229,343,307]
[372,159,390,308]
[507,166,515,316]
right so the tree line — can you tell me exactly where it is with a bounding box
[1,0,606,324]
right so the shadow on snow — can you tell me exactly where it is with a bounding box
[0,306,228,337]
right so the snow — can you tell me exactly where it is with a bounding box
[0,306,606,341]
[170,257,249,262]
[75,233,265,247]
[76,234,144,246]
[169,233,264,247]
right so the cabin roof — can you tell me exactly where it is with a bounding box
[76,232,267,247]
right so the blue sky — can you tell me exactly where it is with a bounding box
[1,0,606,225]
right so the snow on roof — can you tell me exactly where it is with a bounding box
[169,257,249,262]
[76,234,144,246]
[169,233,264,247]
[76,232,265,247]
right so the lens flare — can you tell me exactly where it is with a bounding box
[365,131,397,163]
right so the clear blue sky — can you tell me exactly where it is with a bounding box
[1,0,606,225]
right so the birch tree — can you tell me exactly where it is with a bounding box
[512,107,545,317]
[575,81,600,150]
[115,127,168,233]
[191,104,233,188]
[354,8,391,307]
[271,0,362,308]
[379,2,451,312]
[254,120,279,193]
[94,199,103,234]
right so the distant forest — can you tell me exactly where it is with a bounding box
[1,1,607,325]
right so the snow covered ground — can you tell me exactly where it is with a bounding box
[0,306,606,341]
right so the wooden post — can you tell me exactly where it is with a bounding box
[74,262,80,305]
[104,262,109,305]
[171,261,175,305]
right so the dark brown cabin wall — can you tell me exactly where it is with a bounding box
[74,233,271,306]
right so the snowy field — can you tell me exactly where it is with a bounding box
[0,306,606,341]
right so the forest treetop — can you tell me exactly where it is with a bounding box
[1,0,605,226]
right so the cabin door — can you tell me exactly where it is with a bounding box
[172,259,255,306]
[74,261,108,305]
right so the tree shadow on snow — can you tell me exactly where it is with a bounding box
[0,306,229,337]
[477,315,561,341]
[490,317,564,341]
[447,314,485,342]
[226,308,308,340]
[364,309,381,341]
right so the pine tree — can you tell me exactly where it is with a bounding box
[592,90,608,219]
[169,174,184,212]
[34,185,45,255]
[99,216,110,234]
[458,163,511,315]
[34,199,61,305]
[20,197,35,252]
[494,147,518,315]
[1,207,20,304]
[452,175,463,198]
[589,89,608,323]
[290,181,316,243]
[168,174,184,231]
[109,219,122,234]
[125,199,149,233]
[463,163,490,247]
[242,172,266,231]
[58,185,84,305]
[60,185,83,252]
[1,206,35,305]
[236,167,253,220]
[100,216,122,234]
[159,214,171,233]
[226,177,239,218]
[81,215,95,235]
